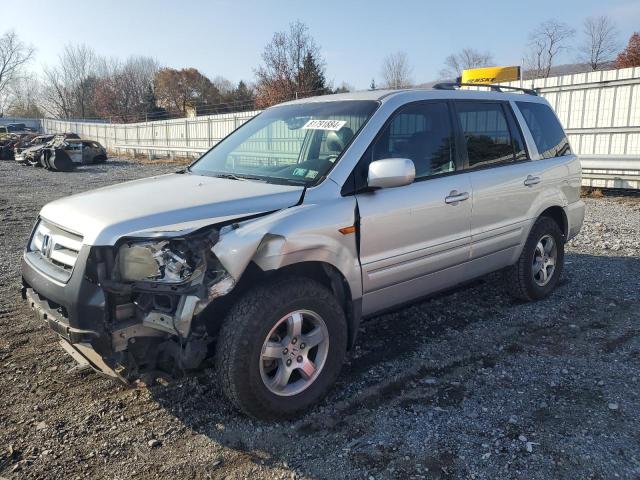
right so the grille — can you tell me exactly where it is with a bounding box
[29,220,83,278]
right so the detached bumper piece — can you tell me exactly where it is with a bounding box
[25,288,125,381]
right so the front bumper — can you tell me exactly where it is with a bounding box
[22,246,122,379]
[25,288,124,380]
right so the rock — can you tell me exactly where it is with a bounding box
[35,421,47,431]
[148,439,161,448]
[518,435,527,442]
[608,403,619,411]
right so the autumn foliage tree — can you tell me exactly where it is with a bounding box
[93,56,158,122]
[154,67,224,116]
[615,32,640,68]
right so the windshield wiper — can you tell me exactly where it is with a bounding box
[214,173,271,183]
[213,173,244,181]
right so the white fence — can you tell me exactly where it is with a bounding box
[42,66,640,189]
[42,111,261,157]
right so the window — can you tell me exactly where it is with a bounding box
[516,101,571,159]
[371,102,455,179]
[190,101,377,186]
[456,102,521,168]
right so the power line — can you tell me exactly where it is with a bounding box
[47,86,335,125]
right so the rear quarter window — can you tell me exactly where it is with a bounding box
[516,101,571,159]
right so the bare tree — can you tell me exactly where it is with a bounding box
[212,75,234,95]
[5,74,43,117]
[381,51,412,89]
[577,15,619,71]
[255,20,328,107]
[40,44,102,118]
[40,65,74,118]
[0,31,34,114]
[62,44,98,118]
[93,56,159,121]
[439,48,494,79]
[525,20,575,79]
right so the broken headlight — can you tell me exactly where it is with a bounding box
[117,240,205,284]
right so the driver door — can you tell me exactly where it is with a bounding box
[354,101,473,315]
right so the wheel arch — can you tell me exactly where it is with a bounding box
[203,260,361,351]
[538,205,568,239]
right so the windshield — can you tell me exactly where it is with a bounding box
[189,100,378,186]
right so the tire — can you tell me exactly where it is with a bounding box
[215,277,348,420]
[93,155,107,164]
[505,216,565,301]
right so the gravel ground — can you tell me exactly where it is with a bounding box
[0,159,639,480]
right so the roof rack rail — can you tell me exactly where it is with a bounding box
[432,82,538,96]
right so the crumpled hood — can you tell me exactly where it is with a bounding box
[40,173,304,245]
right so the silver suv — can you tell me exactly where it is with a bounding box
[22,85,585,419]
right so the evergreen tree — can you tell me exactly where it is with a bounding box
[141,84,167,120]
[299,52,328,96]
[230,80,255,109]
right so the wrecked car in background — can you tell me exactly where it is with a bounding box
[15,134,106,171]
[22,87,584,420]
[1,133,36,160]
[13,134,55,164]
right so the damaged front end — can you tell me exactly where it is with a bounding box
[97,227,238,380]
[34,224,239,383]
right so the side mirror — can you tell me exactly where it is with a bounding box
[367,158,415,189]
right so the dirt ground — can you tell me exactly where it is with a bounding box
[0,159,639,480]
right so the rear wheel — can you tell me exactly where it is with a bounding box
[505,216,564,301]
[215,277,347,420]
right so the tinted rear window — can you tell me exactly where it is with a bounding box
[456,102,516,168]
[516,102,571,159]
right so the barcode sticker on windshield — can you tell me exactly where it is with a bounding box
[302,119,347,131]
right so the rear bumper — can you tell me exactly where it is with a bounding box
[565,200,586,241]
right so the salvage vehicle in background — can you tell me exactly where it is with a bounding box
[22,85,584,419]
[15,135,106,170]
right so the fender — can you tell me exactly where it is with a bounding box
[213,198,363,300]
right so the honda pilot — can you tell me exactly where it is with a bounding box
[22,85,585,419]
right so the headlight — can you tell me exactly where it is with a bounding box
[117,240,205,283]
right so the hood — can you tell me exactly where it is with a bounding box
[40,172,304,245]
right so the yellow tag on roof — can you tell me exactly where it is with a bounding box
[461,66,521,85]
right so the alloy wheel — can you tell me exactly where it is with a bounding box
[259,310,330,396]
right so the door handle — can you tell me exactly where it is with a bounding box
[445,190,470,205]
[524,175,541,187]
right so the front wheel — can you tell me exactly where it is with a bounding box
[215,277,347,420]
[505,216,565,301]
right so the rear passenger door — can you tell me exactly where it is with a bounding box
[453,101,540,265]
[354,101,473,315]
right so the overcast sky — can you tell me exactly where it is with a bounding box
[3,0,640,89]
